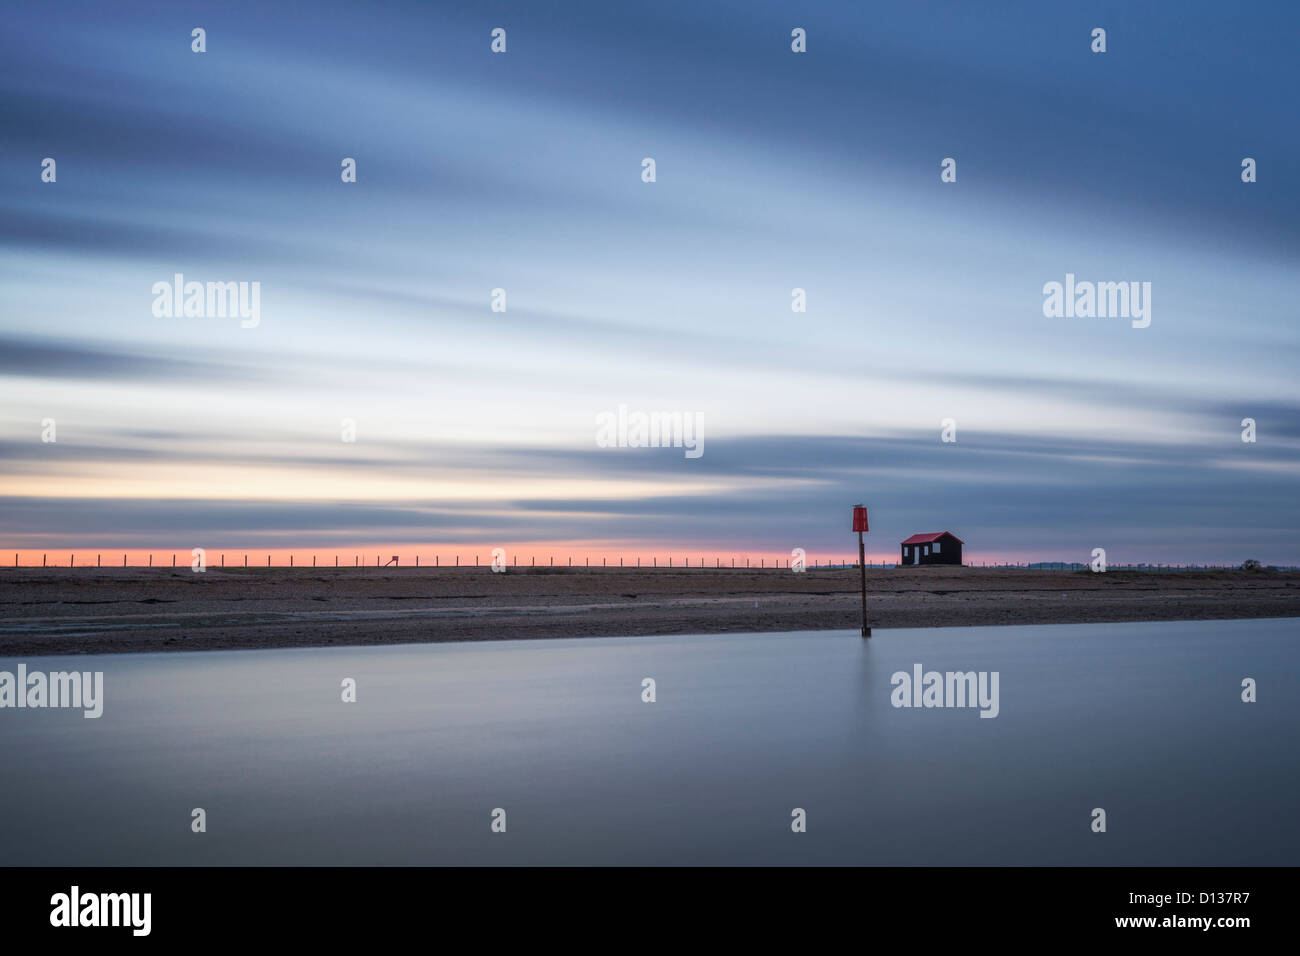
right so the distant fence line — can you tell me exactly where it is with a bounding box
[8,553,1296,572]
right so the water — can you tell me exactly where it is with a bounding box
[1,619,1296,865]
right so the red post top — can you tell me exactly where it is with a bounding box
[852,505,869,532]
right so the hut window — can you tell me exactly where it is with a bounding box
[933,541,940,553]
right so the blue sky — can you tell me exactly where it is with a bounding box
[2,0,1298,563]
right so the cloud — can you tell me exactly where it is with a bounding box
[0,334,272,383]
[3,430,1295,560]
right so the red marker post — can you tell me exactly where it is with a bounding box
[853,504,871,637]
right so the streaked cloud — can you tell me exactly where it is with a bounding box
[2,0,1297,562]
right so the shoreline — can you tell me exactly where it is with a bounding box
[2,566,1297,656]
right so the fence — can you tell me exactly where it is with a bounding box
[8,553,1296,571]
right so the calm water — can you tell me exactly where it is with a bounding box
[1,619,1296,865]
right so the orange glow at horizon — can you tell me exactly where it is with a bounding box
[6,546,1018,569]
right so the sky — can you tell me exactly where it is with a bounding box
[2,0,1298,566]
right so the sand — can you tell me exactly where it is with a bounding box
[1,565,1297,656]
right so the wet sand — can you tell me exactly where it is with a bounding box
[1,565,1296,655]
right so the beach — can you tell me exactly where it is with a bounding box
[2,566,1296,656]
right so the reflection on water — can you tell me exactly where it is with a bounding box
[1,619,1296,865]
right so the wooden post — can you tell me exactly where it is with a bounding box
[852,505,871,637]
[859,529,870,637]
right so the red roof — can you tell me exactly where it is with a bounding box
[901,532,963,545]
